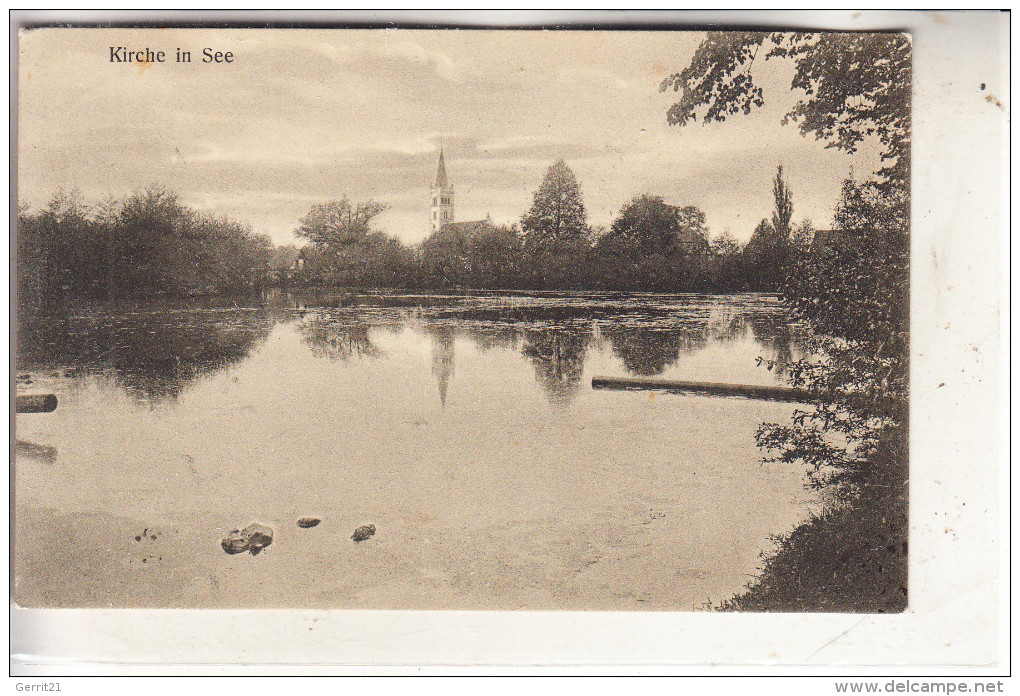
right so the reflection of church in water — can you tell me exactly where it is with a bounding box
[430,326,456,408]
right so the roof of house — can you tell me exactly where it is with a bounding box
[268,245,302,271]
[809,229,845,255]
[297,246,327,263]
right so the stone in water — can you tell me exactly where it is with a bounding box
[243,523,274,555]
[221,523,274,555]
[351,524,376,542]
[221,530,249,555]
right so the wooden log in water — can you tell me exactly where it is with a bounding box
[16,394,58,413]
[591,376,819,403]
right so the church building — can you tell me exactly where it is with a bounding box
[429,147,494,235]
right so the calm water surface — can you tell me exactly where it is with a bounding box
[15,290,817,609]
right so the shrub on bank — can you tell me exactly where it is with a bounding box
[718,429,907,613]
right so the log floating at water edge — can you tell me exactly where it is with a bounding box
[591,376,818,403]
[16,394,58,413]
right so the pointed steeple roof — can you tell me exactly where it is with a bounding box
[431,329,455,409]
[434,147,449,189]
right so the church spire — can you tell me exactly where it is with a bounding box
[434,146,449,189]
[430,144,454,232]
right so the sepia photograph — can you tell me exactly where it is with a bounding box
[9,11,1007,675]
[14,24,909,612]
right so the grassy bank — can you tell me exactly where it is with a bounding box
[720,432,908,613]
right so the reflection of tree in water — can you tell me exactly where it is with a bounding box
[463,324,520,353]
[601,322,708,376]
[706,308,750,345]
[425,324,457,408]
[259,288,312,324]
[522,324,592,407]
[17,309,275,402]
[747,313,805,375]
[297,313,382,362]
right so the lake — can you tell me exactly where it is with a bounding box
[14,290,818,610]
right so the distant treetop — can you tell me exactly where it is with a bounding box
[520,160,589,252]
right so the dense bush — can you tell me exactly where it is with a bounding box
[757,178,908,490]
[18,186,271,315]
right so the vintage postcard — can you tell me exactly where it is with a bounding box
[11,12,1006,672]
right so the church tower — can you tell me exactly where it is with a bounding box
[430,147,454,232]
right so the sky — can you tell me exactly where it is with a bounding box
[17,27,885,246]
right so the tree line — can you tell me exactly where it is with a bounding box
[18,159,808,319]
[17,186,272,316]
[284,159,811,293]
[20,45,863,322]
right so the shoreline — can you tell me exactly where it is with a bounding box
[718,431,908,613]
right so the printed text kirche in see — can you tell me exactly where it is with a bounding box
[109,47,233,63]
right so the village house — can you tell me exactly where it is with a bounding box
[268,245,302,283]
[268,245,326,284]
[809,229,847,257]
